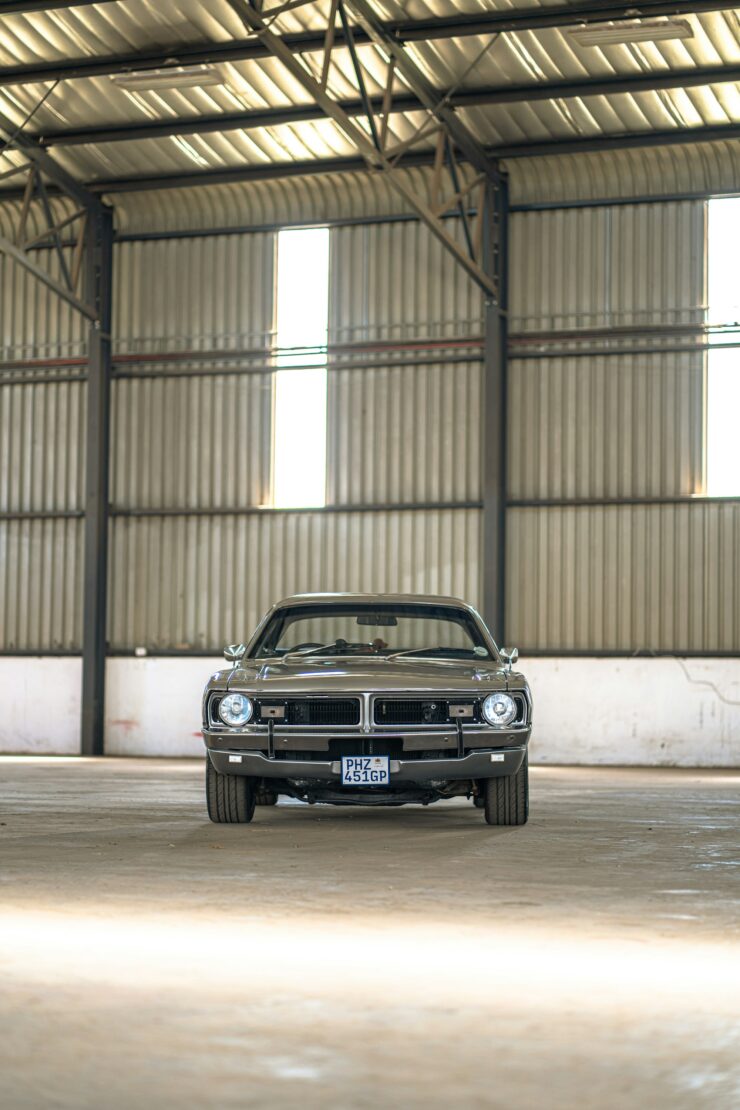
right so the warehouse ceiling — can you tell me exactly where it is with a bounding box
[0,0,738,198]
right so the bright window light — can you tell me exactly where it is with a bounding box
[706,198,740,496]
[272,227,330,508]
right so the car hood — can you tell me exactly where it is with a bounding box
[213,656,512,695]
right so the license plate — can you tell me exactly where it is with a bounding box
[341,755,390,786]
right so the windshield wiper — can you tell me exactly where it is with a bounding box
[386,647,488,661]
[281,641,339,660]
[385,647,444,660]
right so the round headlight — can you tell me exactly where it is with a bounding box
[219,693,253,727]
[482,693,517,727]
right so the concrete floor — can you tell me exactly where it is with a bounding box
[0,759,738,1109]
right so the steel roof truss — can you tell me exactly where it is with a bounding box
[227,0,499,296]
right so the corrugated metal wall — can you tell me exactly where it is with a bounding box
[108,509,481,651]
[329,220,482,344]
[507,503,740,652]
[509,203,705,333]
[327,219,482,510]
[508,203,706,511]
[106,219,483,650]
[3,193,738,655]
[328,360,481,506]
[0,245,86,651]
[113,234,274,353]
[505,200,731,652]
[509,353,702,501]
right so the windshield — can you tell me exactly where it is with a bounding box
[251,602,494,661]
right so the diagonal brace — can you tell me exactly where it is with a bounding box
[0,233,97,319]
[0,109,105,216]
[341,0,503,186]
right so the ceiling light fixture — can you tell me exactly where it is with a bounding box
[111,64,224,92]
[569,19,694,47]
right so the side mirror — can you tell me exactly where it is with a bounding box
[224,643,246,664]
[500,646,519,672]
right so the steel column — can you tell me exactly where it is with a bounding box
[481,174,509,643]
[0,111,114,755]
[80,205,113,757]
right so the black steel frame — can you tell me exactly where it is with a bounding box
[481,178,509,641]
[0,122,113,757]
[79,205,113,756]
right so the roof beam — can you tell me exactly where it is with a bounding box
[36,64,740,147]
[0,1,117,11]
[495,122,740,158]
[0,1,736,87]
[33,121,732,196]
[1,124,738,205]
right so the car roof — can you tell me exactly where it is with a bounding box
[273,592,472,608]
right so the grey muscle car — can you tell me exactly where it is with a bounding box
[202,594,532,825]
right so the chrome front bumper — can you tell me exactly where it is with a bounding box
[206,744,527,782]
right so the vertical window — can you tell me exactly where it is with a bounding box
[272,227,330,508]
[706,198,740,496]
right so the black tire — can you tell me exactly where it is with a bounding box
[483,754,529,826]
[205,756,256,823]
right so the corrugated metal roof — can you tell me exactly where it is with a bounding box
[1,139,737,238]
[0,1,737,200]
[105,141,738,232]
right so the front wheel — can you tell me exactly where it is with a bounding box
[483,754,528,826]
[205,756,256,823]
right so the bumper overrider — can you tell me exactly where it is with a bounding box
[204,728,530,782]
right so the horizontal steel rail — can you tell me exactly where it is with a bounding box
[39,65,740,148]
[109,500,482,518]
[0,509,84,520]
[3,129,739,206]
[5,494,739,524]
[5,324,739,386]
[74,125,740,195]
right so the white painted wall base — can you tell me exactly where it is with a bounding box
[0,657,81,755]
[106,657,221,757]
[525,657,740,767]
[1,656,738,765]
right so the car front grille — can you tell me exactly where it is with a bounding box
[257,698,361,726]
[209,693,526,731]
[373,698,481,726]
